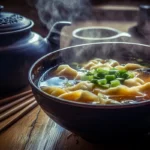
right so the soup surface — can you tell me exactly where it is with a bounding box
[39,58,150,104]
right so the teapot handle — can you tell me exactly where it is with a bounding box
[46,21,72,51]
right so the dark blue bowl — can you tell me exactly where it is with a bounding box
[29,42,150,143]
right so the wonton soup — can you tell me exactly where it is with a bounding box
[39,58,150,104]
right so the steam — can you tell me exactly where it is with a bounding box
[35,0,93,29]
[26,0,134,47]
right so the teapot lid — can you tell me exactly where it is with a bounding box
[0,5,34,34]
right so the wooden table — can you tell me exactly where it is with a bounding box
[0,89,150,150]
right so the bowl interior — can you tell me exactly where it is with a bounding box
[29,42,150,107]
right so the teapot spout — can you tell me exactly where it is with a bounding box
[46,21,72,51]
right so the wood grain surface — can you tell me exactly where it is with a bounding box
[0,104,150,150]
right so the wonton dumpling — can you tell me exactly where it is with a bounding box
[115,63,144,71]
[41,86,66,96]
[124,78,145,87]
[95,85,144,96]
[54,65,78,78]
[59,90,99,103]
[90,63,112,70]
[65,81,94,91]
[107,59,120,67]
[115,65,126,70]
[139,82,150,92]
[95,82,150,98]
[83,61,100,70]
[124,63,145,70]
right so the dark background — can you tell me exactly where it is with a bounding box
[1,0,150,6]
[1,0,150,37]
[1,0,150,5]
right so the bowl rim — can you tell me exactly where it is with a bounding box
[72,26,124,41]
[29,42,150,109]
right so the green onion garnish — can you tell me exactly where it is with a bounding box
[110,80,120,87]
[80,68,134,88]
[97,79,107,85]
[105,75,116,82]
[109,70,118,75]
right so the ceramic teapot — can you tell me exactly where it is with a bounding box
[0,5,71,95]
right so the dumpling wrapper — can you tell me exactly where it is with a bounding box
[41,86,121,104]
[124,77,145,87]
[59,90,99,103]
[83,61,99,70]
[95,83,150,97]
[41,86,66,96]
[54,65,78,78]
[65,81,94,91]
[115,63,145,71]
[107,59,120,67]
[90,63,112,70]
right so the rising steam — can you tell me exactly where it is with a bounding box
[35,0,93,29]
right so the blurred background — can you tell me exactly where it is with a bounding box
[1,0,150,47]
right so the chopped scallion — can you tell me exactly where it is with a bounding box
[97,79,107,85]
[105,75,116,82]
[80,67,134,89]
[109,70,118,75]
[111,80,120,87]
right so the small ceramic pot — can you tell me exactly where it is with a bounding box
[70,26,131,46]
